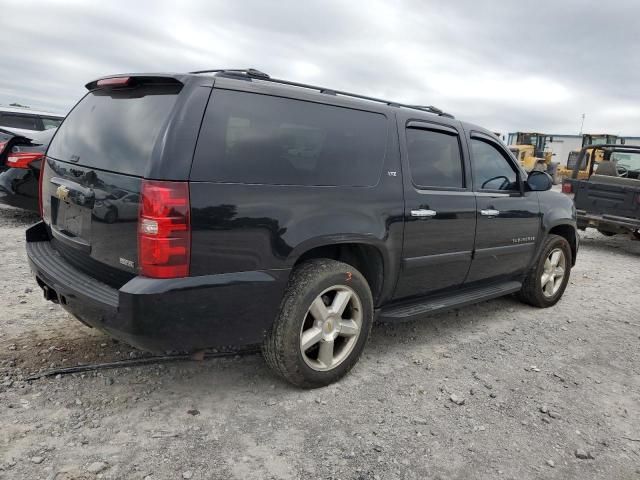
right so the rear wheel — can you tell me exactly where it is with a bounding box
[263,259,373,388]
[517,234,571,308]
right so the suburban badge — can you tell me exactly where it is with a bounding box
[119,257,135,269]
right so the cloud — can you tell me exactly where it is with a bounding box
[2,0,638,135]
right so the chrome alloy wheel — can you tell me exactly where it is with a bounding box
[541,248,566,298]
[299,285,363,371]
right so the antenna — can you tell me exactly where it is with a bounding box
[579,113,586,135]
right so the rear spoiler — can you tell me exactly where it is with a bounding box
[85,74,185,91]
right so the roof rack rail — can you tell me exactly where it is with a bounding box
[189,68,454,119]
[189,68,270,79]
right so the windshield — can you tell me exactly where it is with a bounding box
[517,133,537,146]
[567,151,590,170]
[612,152,640,171]
[585,135,617,146]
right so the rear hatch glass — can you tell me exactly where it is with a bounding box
[42,82,182,286]
[47,84,181,177]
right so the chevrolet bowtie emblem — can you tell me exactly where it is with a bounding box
[56,185,70,202]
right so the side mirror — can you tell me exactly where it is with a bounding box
[621,138,626,145]
[548,136,554,143]
[526,170,553,191]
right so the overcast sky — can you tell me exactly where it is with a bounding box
[2,0,639,135]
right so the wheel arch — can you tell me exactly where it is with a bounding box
[290,240,388,306]
[548,223,578,266]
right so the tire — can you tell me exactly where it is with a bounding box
[597,228,617,237]
[104,208,118,224]
[263,259,373,388]
[517,234,572,308]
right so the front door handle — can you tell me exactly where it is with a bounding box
[480,209,500,217]
[411,209,437,218]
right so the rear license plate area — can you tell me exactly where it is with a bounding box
[52,199,91,238]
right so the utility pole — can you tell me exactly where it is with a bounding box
[579,113,585,135]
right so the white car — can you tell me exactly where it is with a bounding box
[0,106,64,136]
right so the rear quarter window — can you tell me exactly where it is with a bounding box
[191,89,388,186]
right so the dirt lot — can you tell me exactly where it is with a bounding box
[0,205,639,480]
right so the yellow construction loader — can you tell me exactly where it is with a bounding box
[557,134,620,180]
[507,132,558,180]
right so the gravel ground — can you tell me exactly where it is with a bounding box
[1,204,639,480]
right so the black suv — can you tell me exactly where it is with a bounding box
[26,69,578,387]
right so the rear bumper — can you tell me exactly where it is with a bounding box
[26,222,289,352]
[576,210,640,232]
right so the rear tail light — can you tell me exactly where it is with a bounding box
[6,151,44,169]
[138,180,190,278]
[562,182,573,194]
[97,76,131,88]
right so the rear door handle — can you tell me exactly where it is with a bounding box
[411,209,437,218]
[480,209,500,217]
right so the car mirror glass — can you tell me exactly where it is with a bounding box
[527,171,553,191]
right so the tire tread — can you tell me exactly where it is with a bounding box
[263,259,373,388]
[517,234,571,308]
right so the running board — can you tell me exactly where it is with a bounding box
[378,281,522,322]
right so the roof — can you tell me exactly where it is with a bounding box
[86,68,502,139]
[189,68,455,119]
[508,132,640,139]
[0,105,65,118]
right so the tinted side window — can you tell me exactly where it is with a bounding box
[0,113,40,131]
[192,89,388,186]
[471,138,518,191]
[406,128,463,188]
[41,117,63,130]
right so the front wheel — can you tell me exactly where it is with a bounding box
[104,208,118,224]
[263,259,373,388]
[517,234,572,308]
